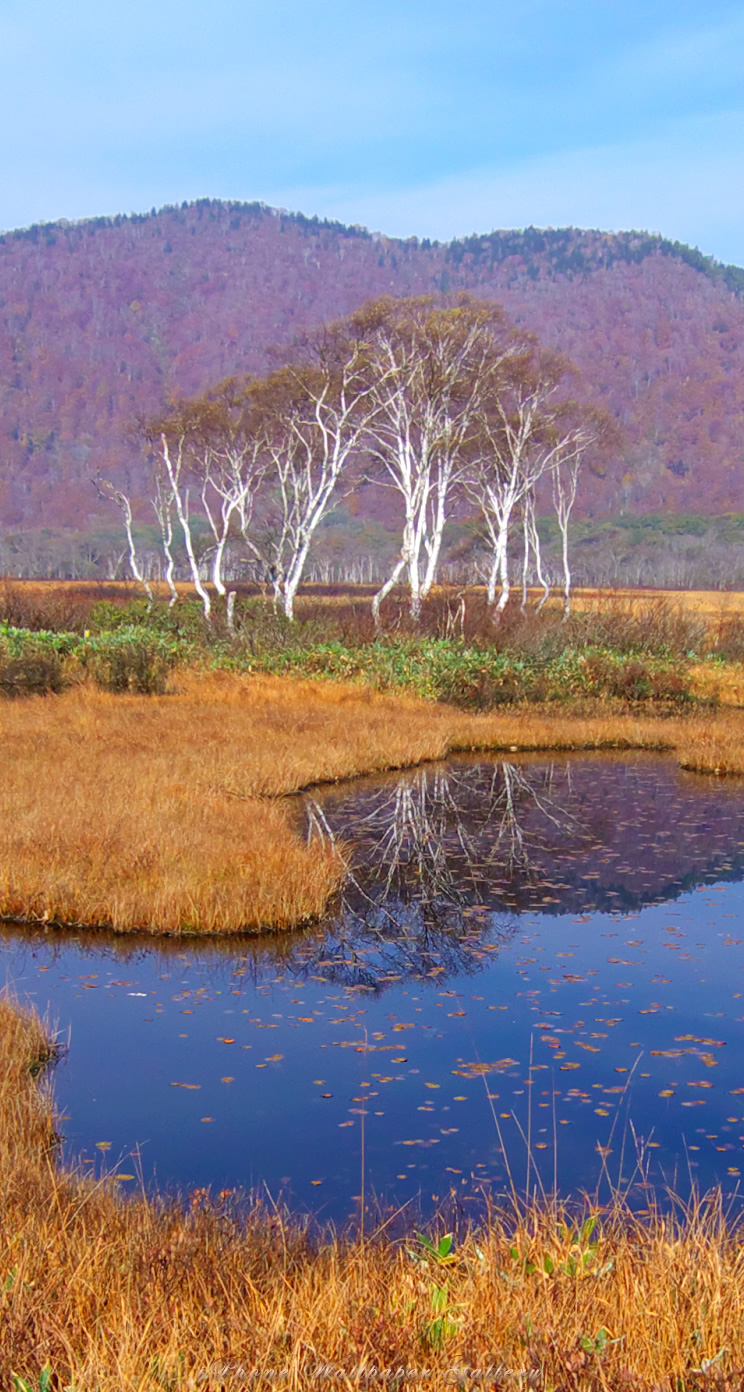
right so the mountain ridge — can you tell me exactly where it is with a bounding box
[2,198,744,542]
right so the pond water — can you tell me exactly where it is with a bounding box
[5,752,744,1224]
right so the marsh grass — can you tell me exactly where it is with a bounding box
[3,995,744,1390]
[4,669,744,934]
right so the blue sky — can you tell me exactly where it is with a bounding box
[3,0,744,263]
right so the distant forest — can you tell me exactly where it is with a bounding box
[2,200,744,583]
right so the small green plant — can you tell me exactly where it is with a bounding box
[414,1231,457,1266]
[424,1283,459,1350]
[579,1326,618,1356]
[11,1365,55,1392]
[507,1215,606,1281]
[557,1214,600,1276]
[408,1234,460,1350]
[509,1242,556,1277]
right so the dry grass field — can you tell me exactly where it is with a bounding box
[3,669,744,935]
[569,585,744,618]
[3,994,744,1390]
[5,575,744,619]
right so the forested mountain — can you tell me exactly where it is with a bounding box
[2,198,744,568]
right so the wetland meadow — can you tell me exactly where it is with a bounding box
[6,585,744,1388]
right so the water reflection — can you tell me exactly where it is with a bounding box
[4,753,744,1219]
[316,753,744,925]
[269,754,744,997]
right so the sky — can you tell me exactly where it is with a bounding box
[2,0,744,264]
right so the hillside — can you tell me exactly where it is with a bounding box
[2,199,744,565]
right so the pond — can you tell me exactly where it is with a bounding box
[5,752,744,1224]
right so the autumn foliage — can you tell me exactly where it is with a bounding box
[2,202,744,544]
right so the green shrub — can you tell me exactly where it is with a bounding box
[0,624,74,697]
[212,632,694,710]
[88,598,208,644]
[580,651,692,705]
[0,644,65,697]
[79,628,180,694]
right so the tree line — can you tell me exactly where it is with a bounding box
[98,294,614,624]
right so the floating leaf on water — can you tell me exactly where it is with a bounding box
[458,1059,518,1078]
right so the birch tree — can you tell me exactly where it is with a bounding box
[152,470,178,606]
[92,474,153,606]
[151,425,213,620]
[251,330,378,620]
[520,489,551,612]
[466,347,590,617]
[551,405,612,616]
[146,384,267,625]
[350,296,514,625]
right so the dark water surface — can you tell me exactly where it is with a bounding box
[6,753,744,1222]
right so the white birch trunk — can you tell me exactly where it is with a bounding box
[160,435,212,620]
[93,475,153,606]
[521,507,530,610]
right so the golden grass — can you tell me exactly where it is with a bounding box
[566,585,744,618]
[4,994,744,1390]
[690,661,744,707]
[4,669,744,934]
[5,576,744,611]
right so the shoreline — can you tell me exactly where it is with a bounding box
[3,670,744,937]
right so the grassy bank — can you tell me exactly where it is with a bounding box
[4,582,744,935]
[3,669,744,935]
[3,994,744,1391]
[5,582,744,709]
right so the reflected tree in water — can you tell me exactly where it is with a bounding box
[294,761,584,990]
